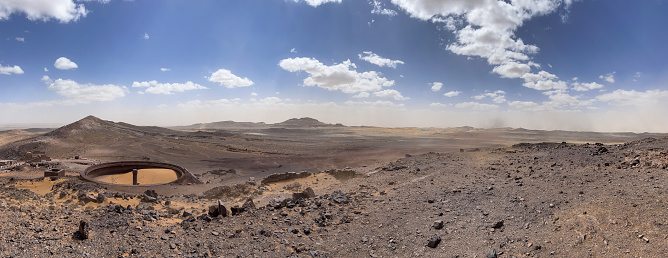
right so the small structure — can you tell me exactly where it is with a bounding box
[44,168,65,177]
[0,160,17,169]
[25,151,51,163]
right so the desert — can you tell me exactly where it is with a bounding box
[0,116,666,257]
[4,1,668,257]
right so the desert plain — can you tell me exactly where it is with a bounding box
[0,115,667,257]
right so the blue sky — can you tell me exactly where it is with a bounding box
[1,0,667,132]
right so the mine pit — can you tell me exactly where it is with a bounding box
[81,161,201,187]
[95,168,178,185]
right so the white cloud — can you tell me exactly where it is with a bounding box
[290,48,297,53]
[0,0,87,23]
[251,92,258,96]
[596,89,668,106]
[370,0,397,16]
[633,72,641,81]
[144,33,149,40]
[508,100,541,111]
[492,61,531,78]
[373,89,408,100]
[47,78,126,104]
[0,64,24,75]
[430,82,442,91]
[54,57,78,70]
[542,91,591,109]
[389,0,571,85]
[473,90,506,103]
[291,0,342,7]
[208,68,254,88]
[599,71,615,83]
[131,80,207,95]
[520,70,567,91]
[571,81,604,92]
[344,100,405,108]
[443,91,461,97]
[353,92,371,98]
[279,57,394,93]
[44,67,49,72]
[455,101,499,111]
[429,102,451,108]
[358,51,404,68]
[160,68,171,72]
[15,37,24,42]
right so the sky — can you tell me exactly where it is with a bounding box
[1,0,668,132]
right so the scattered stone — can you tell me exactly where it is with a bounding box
[142,190,158,203]
[491,220,504,229]
[95,193,105,203]
[182,210,193,217]
[169,243,176,249]
[487,249,497,258]
[432,220,444,230]
[293,187,316,199]
[242,198,256,211]
[331,190,349,204]
[208,200,228,217]
[284,182,301,191]
[79,220,90,240]
[78,194,97,204]
[197,214,212,222]
[427,235,441,248]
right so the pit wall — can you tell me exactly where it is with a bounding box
[81,161,202,186]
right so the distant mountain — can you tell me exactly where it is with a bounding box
[173,117,343,130]
[171,121,270,130]
[45,115,180,141]
[0,115,183,160]
[273,117,340,128]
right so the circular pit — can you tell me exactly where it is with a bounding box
[81,161,201,186]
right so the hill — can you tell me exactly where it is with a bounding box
[173,117,343,131]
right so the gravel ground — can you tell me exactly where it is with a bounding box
[0,138,667,257]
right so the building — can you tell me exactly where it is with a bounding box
[0,160,17,169]
[25,151,51,163]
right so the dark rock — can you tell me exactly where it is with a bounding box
[293,187,316,199]
[78,194,97,204]
[231,206,245,216]
[208,200,228,217]
[144,189,158,198]
[432,220,444,230]
[182,210,192,217]
[261,171,312,185]
[427,235,441,248]
[141,195,157,203]
[487,249,497,258]
[95,193,105,203]
[79,220,90,240]
[197,214,212,222]
[230,198,255,216]
[491,220,504,229]
[295,243,309,253]
[331,190,349,204]
[242,198,256,211]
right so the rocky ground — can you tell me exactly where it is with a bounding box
[0,137,666,257]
